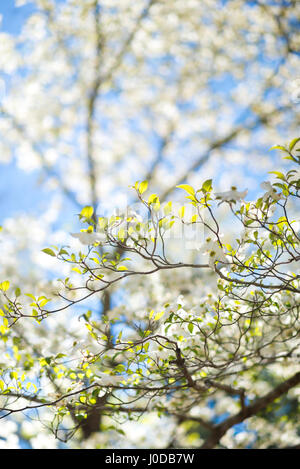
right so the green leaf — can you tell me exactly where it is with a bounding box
[72,267,82,274]
[178,206,185,218]
[148,194,159,204]
[269,145,289,153]
[80,206,94,219]
[202,179,212,193]
[10,371,18,380]
[39,298,50,307]
[42,248,56,257]
[25,293,36,300]
[118,228,126,241]
[0,281,10,292]
[176,184,195,196]
[154,311,165,321]
[138,181,148,194]
[289,137,300,152]
[283,155,297,162]
[31,383,37,393]
[269,171,285,181]
[163,201,172,215]
[58,248,69,256]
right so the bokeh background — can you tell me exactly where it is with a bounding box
[0,0,299,448]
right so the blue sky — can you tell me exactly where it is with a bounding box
[0,2,49,224]
[0,1,294,228]
[0,4,81,233]
[0,1,34,34]
[0,0,298,450]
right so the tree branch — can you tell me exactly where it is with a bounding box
[201,371,300,449]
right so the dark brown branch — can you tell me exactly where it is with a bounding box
[201,371,300,449]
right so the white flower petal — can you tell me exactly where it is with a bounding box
[70,231,106,245]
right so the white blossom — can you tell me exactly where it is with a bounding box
[260,181,283,202]
[215,187,248,202]
[198,237,229,268]
[70,231,106,245]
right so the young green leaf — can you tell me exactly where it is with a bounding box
[176,184,195,196]
[80,206,94,219]
[138,181,148,194]
[42,248,56,257]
